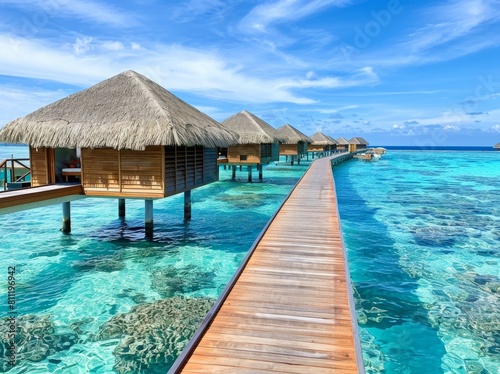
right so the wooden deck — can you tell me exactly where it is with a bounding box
[0,184,84,215]
[170,153,364,373]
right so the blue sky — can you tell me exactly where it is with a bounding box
[1,0,500,146]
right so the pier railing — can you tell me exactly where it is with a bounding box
[0,158,31,190]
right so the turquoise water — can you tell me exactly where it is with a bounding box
[0,145,310,373]
[2,145,499,373]
[335,151,500,373]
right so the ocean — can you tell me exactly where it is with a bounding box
[0,145,499,373]
[335,149,500,373]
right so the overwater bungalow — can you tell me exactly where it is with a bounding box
[494,142,500,150]
[276,124,312,165]
[336,137,349,152]
[218,110,282,181]
[348,137,369,152]
[308,131,338,158]
[0,70,237,235]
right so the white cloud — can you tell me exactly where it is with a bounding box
[0,85,70,124]
[239,0,350,34]
[131,42,143,51]
[405,0,500,53]
[73,37,92,55]
[101,41,124,51]
[491,124,500,132]
[277,67,378,90]
[0,34,322,108]
[0,0,137,28]
[315,105,359,114]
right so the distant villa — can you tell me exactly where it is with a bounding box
[495,142,500,150]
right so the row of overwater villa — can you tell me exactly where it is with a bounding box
[0,70,368,373]
[0,70,368,235]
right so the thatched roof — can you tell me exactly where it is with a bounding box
[221,110,284,144]
[309,131,338,145]
[349,137,369,145]
[494,142,500,149]
[336,137,349,145]
[0,70,238,150]
[276,124,312,145]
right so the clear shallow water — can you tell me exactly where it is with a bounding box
[0,145,310,373]
[2,145,499,373]
[335,151,500,373]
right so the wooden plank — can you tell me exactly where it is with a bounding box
[175,154,363,373]
[0,185,84,214]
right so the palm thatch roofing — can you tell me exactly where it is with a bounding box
[0,70,238,150]
[221,110,285,144]
[309,131,338,145]
[494,142,500,149]
[336,137,349,145]
[276,124,312,145]
[349,137,369,145]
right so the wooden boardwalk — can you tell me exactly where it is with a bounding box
[171,154,364,373]
[0,184,84,214]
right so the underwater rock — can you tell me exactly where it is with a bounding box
[410,226,462,247]
[0,314,78,372]
[96,296,215,374]
[72,255,125,272]
[150,265,215,297]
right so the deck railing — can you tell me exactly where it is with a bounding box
[0,158,31,190]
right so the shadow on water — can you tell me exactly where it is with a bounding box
[333,162,446,373]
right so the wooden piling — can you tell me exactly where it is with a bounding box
[184,190,192,220]
[231,165,236,181]
[62,201,71,233]
[145,199,153,237]
[118,199,125,218]
[258,164,263,181]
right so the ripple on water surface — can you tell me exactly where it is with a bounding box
[336,151,500,373]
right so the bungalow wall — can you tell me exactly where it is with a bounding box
[279,143,299,156]
[225,143,277,165]
[298,142,309,155]
[82,146,164,198]
[227,144,261,164]
[30,147,54,186]
[29,145,218,198]
[82,145,218,198]
[271,142,280,162]
[164,145,218,195]
[348,144,357,153]
[308,144,324,153]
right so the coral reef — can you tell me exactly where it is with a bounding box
[72,255,125,272]
[0,314,78,372]
[150,265,215,297]
[96,296,214,373]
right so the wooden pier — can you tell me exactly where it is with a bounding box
[170,153,364,373]
[0,184,84,215]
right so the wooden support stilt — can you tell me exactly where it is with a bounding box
[231,165,236,181]
[184,190,192,221]
[291,156,294,166]
[298,155,301,165]
[239,165,242,171]
[118,199,126,218]
[223,165,227,170]
[247,165,252,182]
[145,199,153,238]
[62,201,71,233]
[258,164,263,181]
[286,155,288,162]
